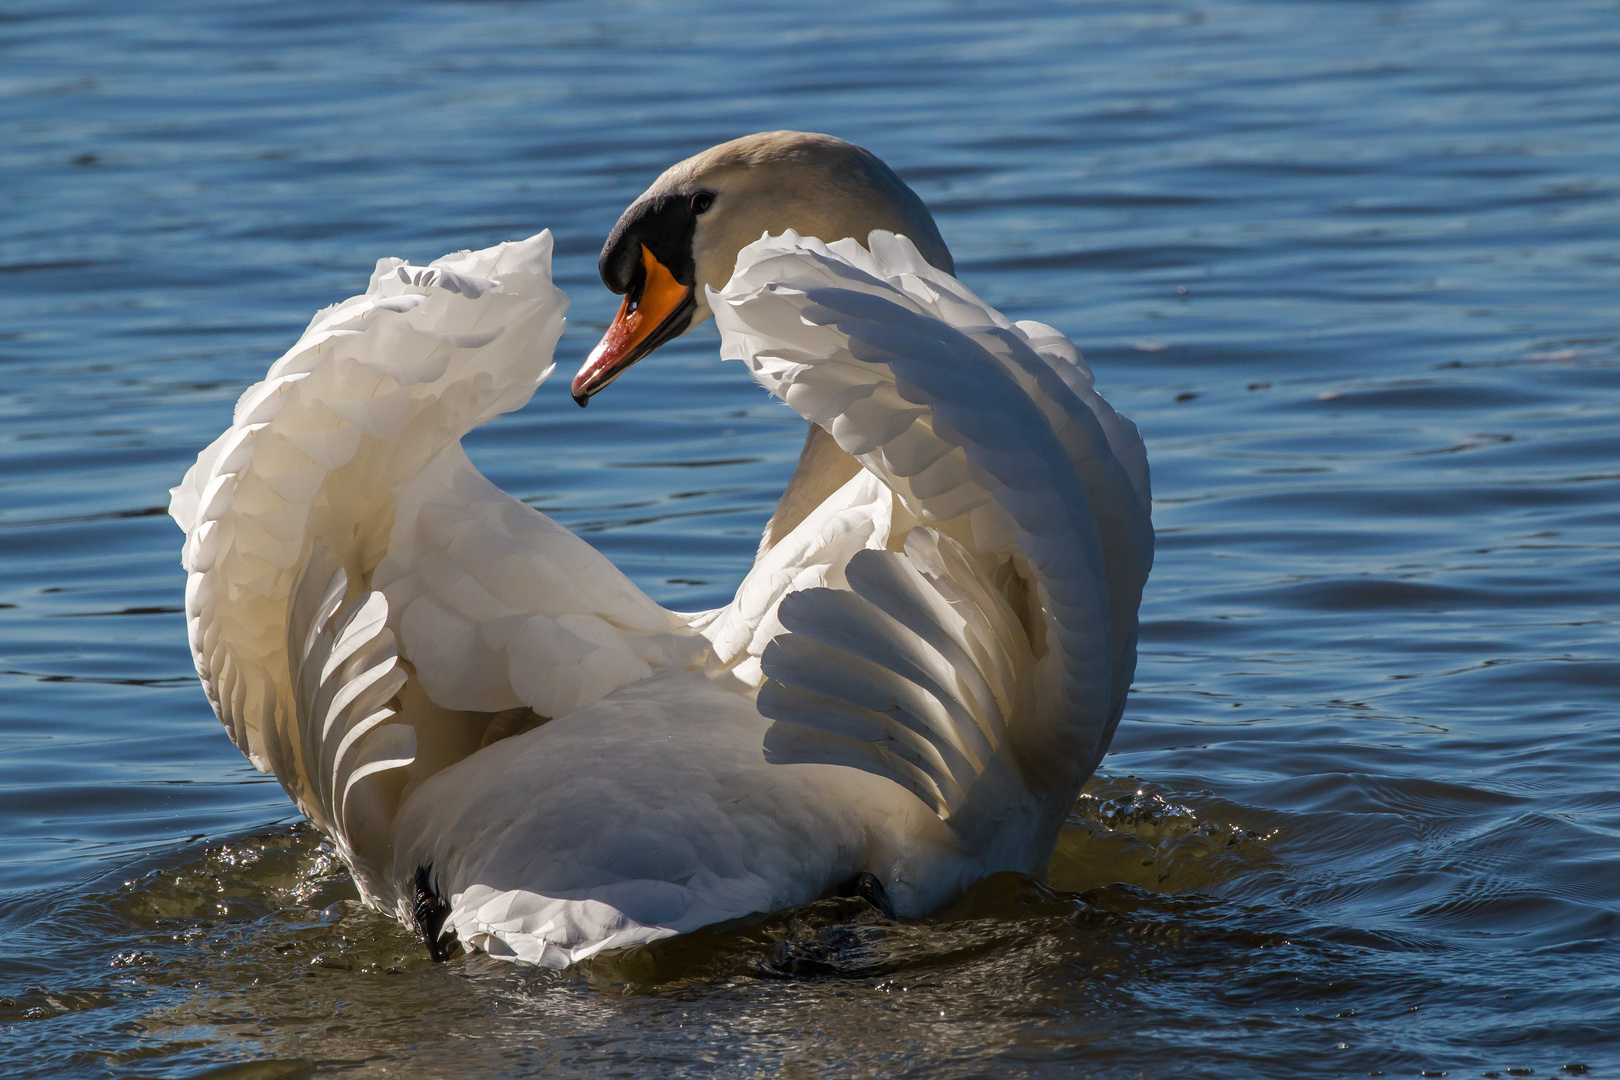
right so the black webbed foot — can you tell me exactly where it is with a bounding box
[412,865,457,962]
[834,871,896,919]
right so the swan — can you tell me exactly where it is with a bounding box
[168,131,1153,967]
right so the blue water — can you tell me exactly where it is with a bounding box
[3,0,1618,1076]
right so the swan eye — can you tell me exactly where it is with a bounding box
[690,191,715,214]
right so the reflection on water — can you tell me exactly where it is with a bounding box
[2,0,1618,1076]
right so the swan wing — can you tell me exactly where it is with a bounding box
[170,233,702,902]
[708,230,1153,856]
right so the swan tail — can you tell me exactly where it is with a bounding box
[711,230,1153,858]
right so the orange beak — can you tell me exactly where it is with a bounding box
[571,245,696,406]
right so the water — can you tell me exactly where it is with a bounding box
[2,0,1617,1075]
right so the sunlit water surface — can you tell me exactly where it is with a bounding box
[2,1,1618,1077]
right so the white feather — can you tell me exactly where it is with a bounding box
[171,225,1150,966]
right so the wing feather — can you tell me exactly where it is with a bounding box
[710,230,1153,844]
[170,232,709,906]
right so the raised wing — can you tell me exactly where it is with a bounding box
[170,233,705,900]
[708,230,1153,850]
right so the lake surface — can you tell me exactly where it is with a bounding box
[2,0,1618,1076]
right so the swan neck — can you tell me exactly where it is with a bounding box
[759,423,864,556]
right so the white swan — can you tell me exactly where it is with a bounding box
[169,132,1153,967]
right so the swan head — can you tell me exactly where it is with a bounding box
[572,130,953,405]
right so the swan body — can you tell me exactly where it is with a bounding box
[171,133,1153,966]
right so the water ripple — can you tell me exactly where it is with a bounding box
[2,0,1618,1075]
